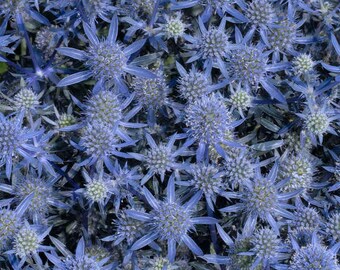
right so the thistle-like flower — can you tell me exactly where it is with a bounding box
[0,170,67,223]
[176,63,212,102]
[184,94,232,145]
[81,0,116,24]
[224,149,255,189]
[246,0,276,27]
[102,209,145,246]
[78,120,134,168]
[296,97,338,144]
[292,54,315,76]
[13,87,40,111]
[81,168,113,206]
[0,113,41,178]
[226,45,286,103]
[185,17,230,75]
[278,152,314,193]
[0,194,33,250]
[128,133,193,184]
[220,163,301,234]
[163,13,187,42]
[47,237,113,270]
[126,176,217,262]
[292,204,321,232]
[227,83,253,118]
[11,222,51,268]
[289,234,339,270]
[131,67,170,111]
[325,212,340,241]
[86,90,122,127]
[251,227,281,268]
[57,14,155,92]
[184,163,226,209]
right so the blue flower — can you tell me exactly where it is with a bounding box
[184,94,242,161]
[220,163,302,234]
[226,45,287,103]
[184,16,230,76]
[0,112,42,178]
[289,233,340,270]
[0,169,68,223]
[77,120,134,169]
[0,194,33,250]
[7,221,52,269]
[128,133,194,184]
[57,14,156,93]
[126,176,218,262]
[47,237,114,270]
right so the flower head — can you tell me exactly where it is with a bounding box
[325,212,340,241]
[126,177,217,262]
[185,94,231,145]
[163,13,187,42]
[14,226,40,258]
[278,153,314,193]
[228,46,266,85]
[220,163,300,234]
[252,227,281,262]
[86,41,127,81]
[224,149,255,188]
[13,87,40,111]
[246,0,276,27]
[86,90,122,127]
[131,68,170,110]
[292,54,315,76]
[290,241,339,270]
[177,65,211,102]
[57,15,154,91]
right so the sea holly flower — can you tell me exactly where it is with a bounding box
[289,233,340,270]
[47,237,114,270]
[75,120,135,170]
[224,148,256,189]
[0,169,68,223]
[226,83,253,118]
[126,176,218,263]
[177,162,226,210]
[220,163,302,234]
[226,45,288,103]
[249,227,284,269]
[77,168,115,208]
[7,221,52,269]
[268,16,315,61]
[277,152,316,194]
[0,112,43,178]
[171,0,247,23]
[73,89,146,142]
[79,0,117,24]
[291,203,321,234]
[106,161,143,212]
[57,14,156,94]
[102,208,146,246]
[184,16,230,76]
[184,94,243,161]
[162,12,188,43]
[243,0,277,45]
[296,97,338,144]
[176,62,228,103]
[0,194,33,250]
[128,133,194,184]
[325,212,340,241]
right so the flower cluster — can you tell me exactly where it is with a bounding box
[0,0,339,269]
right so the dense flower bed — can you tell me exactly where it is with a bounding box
[0,0,339,269]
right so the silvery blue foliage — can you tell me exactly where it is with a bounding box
[0,0,339,269]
